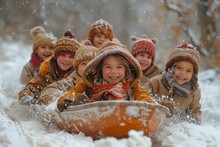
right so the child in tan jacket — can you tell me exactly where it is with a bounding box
[20,26,56,85]
[56,41,155,112]
[146,43,201,124]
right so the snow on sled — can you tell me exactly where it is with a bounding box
[50,100,170,139]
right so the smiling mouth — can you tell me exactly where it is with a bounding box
[177,76,186,81]
[59,60,70,66]
[43,54,52,57]
[109,76,118,80]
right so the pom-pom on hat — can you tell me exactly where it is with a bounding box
[88,19,114,42]
[30,26,56,51]
[130,34,158,62]
[166,43,200,74]
[54,31,80,59]
[73,41,98,68]
[82,41,142,87]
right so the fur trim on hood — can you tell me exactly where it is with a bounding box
[39,57,52,76]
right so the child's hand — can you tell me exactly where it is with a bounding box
[57,99,74,112]
[159,100,174,116]
[72,93,91,105]
[19,95,35,105]
[57,94,91,112]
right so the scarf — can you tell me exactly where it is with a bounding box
[30,53,43,69]
[162,68,193,98]
[51,59,73,80]
[90,78,132,101]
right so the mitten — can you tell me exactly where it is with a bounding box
[57,99,74,112]
[72,93,91,105]
[159,99,174,116]
[19,95,35,105]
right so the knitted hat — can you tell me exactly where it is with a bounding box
[73,42,98,68]
[54,31,80,59]
[166,43,200,74]
[83,41,142,87]
[130,34,158,62]
[88,19,114,42]
[30,26,56,51]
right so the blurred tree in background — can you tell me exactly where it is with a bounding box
[0,0,219,69]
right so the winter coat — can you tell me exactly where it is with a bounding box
[57,78,155,105]
[18,58,73,104]
[145,74,201,123]
[39,70,82,105]
[140,64,162,89]
[20,61,39,85]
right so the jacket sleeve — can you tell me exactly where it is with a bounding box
[144,76,158,93]
[39,76,75,105]
[188,88,202,124]
[132,81,155,103]
[56,80,87,105]
[20,63,34,85]
[18,73,46,104]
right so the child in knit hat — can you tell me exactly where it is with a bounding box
[20,26,56,85]
[57,41,155,112]
[145,43,201,124]
[130,34,162,89]
[18,31,80,105]
[83,19,114,48]
[39,43,98,105]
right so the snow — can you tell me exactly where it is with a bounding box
[0,41,220,147]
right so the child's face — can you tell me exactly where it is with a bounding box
[35,45,54,60]
[56,53,74,71]
[173,61,194,85]
[77,61,90,77]
[102,55,126,84]
[93,33,110,48]
[135,52,152,71]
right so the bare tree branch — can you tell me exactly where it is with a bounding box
[164,0,209,56]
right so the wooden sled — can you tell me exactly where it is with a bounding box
[49,101,170,139]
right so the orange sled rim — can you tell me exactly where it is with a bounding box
[50,101,170,139]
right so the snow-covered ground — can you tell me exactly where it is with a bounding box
[0,41,220,147]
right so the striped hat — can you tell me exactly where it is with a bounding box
[54,31,80,59]
[88,19,114,42]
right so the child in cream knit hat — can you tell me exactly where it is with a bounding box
[20,26,56,85]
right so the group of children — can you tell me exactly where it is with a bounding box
[18,19,201,124]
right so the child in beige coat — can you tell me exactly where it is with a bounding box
[146,43,201,124]
[20,26,56,85]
